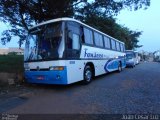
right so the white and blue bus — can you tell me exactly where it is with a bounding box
[24,18,126,85]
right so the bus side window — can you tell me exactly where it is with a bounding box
[120,43,123,52]
[123,44,125,52]
[83,27,93,45]
[94,32,103,47]
[116,41,120,51]
[111,39,116,50]
[104,36,111,49]
[67,32,80,50]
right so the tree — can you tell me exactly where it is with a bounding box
[75,0,150,20]
[0,0,150,47]
[83,13,142,49]
[0,0,76,46]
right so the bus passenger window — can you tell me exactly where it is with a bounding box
[111,39,116,50]
[116,42,120,51]
[94,32,103,47]
[123,44,125,51]
[104,36,111,49]
[83,28,93,45]
[119,43,122,52]
[120,44,125,52]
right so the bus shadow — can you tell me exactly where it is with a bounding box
[94,70,119,80]
[23,80,84,91]
[23,70,121,91]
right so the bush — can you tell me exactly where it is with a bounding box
[0,55,24,73]
[8,52,17,55]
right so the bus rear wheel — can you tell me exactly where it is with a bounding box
[83,66,92,84]
[118,63,122,72]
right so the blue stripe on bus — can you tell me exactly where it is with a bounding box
[104,58,126,72]
[25,67,68,85]
[104,59,118,72]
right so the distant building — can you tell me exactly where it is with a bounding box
[153,50,160,62]
[0,48,8,55]
[8,47,24,55]
[0,47,24,55]
[139,50,154,62]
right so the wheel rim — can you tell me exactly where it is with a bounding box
[85,70,92,82]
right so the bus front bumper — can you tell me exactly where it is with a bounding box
[24,68,68,85]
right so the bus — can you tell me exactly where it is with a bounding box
[134,51,141,64]
[125,50,137,67]
[125,50,140,67]
[24,18,126,85]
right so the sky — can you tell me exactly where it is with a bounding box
[0,0,160,52]
[116,0,160,52]
[0,22,21,48]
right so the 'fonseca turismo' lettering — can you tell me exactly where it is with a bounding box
[84,49,94,57]
[94,53,103,58]
[84,49,103,58]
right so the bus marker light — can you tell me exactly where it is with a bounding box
[49,66,64,71]
[56,75,61,79]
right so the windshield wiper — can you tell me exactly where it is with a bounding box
[30,28,42,34]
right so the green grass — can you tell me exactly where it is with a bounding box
[0,55,24,73]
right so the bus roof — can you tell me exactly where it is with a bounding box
[126,50,138,53]
[30,17,124,44]
[126,50,134,52]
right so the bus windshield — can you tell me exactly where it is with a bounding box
[24,22,63,62]
[126,53,134,59]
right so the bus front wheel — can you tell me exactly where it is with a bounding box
[83,66,92,84]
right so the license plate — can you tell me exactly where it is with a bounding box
[37,76,44,80]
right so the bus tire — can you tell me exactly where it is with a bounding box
[118,62,122,72]
[83,65,92,84]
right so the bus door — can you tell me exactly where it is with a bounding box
[65,21,81,59]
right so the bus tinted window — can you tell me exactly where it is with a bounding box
[72,33,80,50]
[116,42,120,51]
[67,22,80,34]
[68,32,80,50]
[94,32,103,47]
[111,39,116,50]
[121,44,125,52]
[83,28,93,45]
[104,36,111,49]
[120,43,123,52]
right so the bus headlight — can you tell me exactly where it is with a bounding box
[24,63,30,71]
[49,66,64,71]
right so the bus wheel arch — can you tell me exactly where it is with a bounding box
[83,62,95,84]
